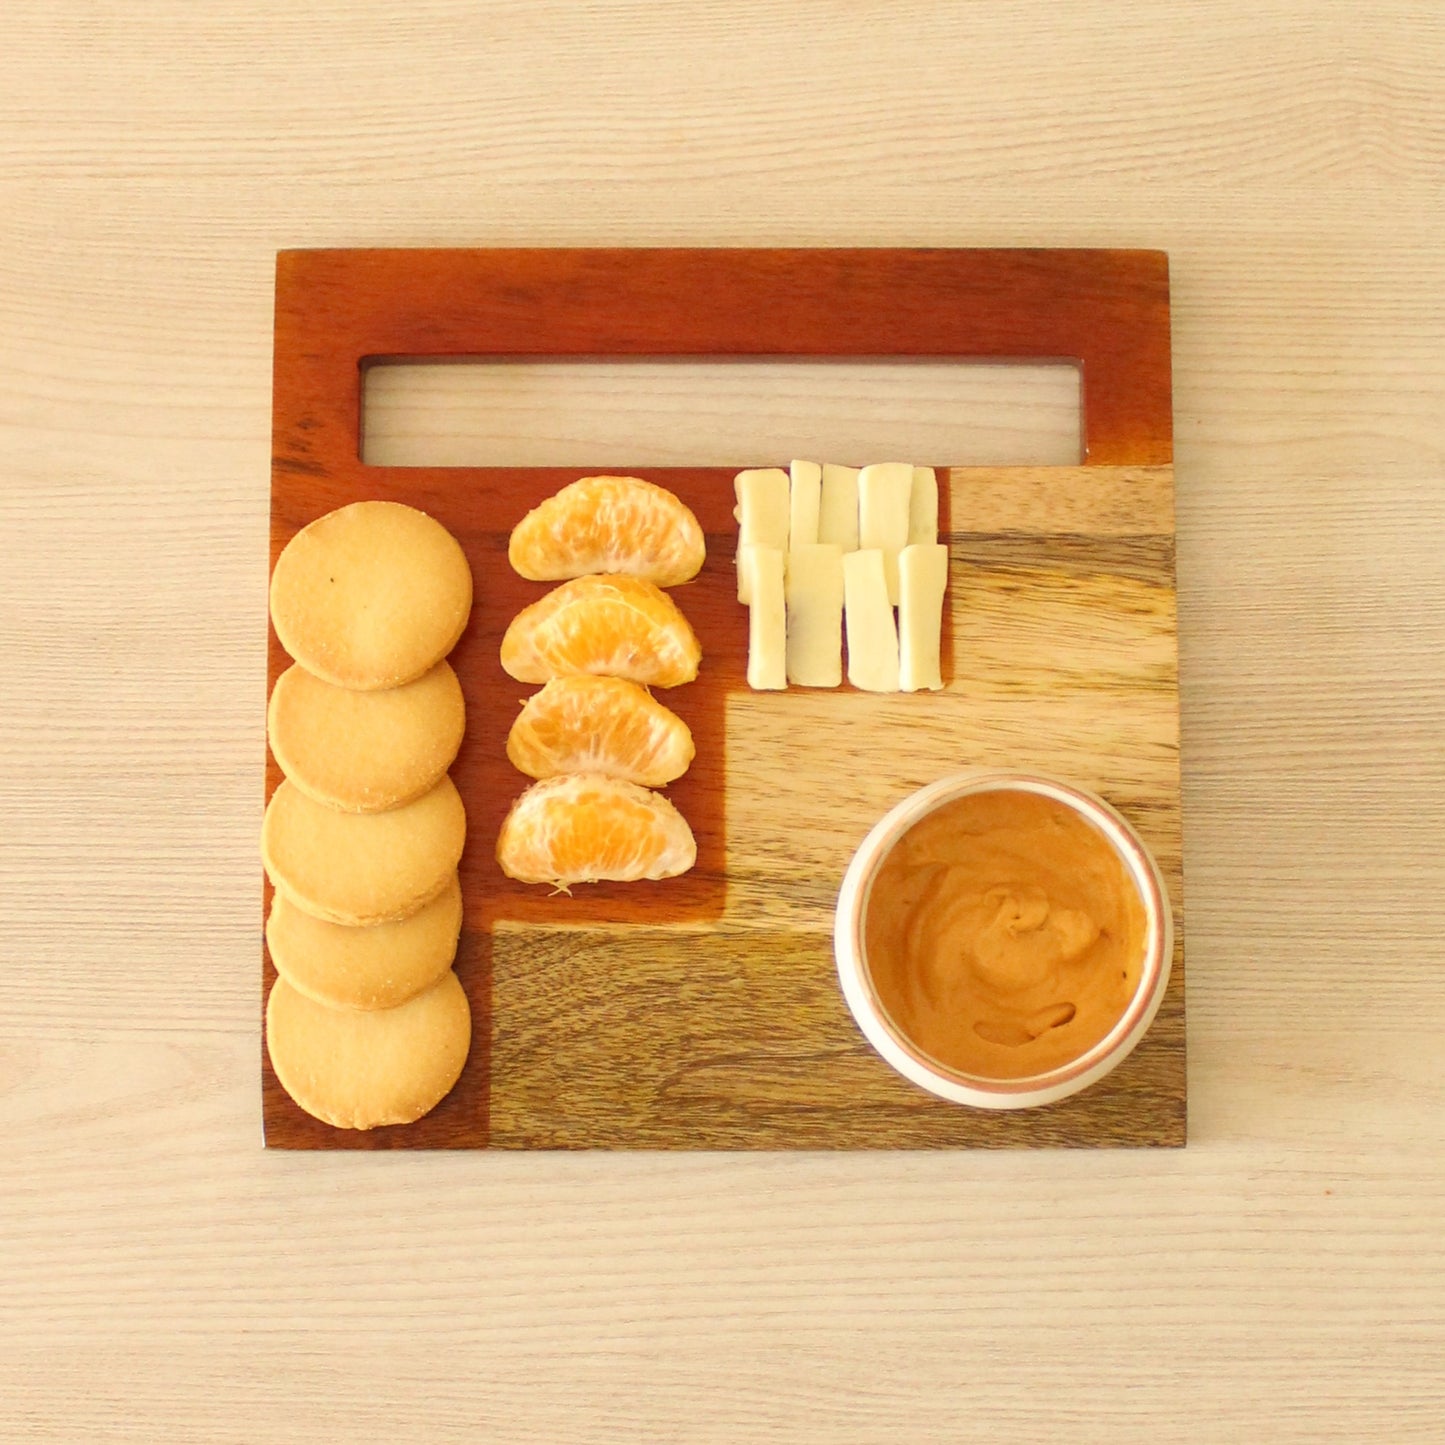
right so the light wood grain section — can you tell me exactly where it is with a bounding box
[363,360,1082,468]
[957,465,1176,535]
[2,0,1444,1439]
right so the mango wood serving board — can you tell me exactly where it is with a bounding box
[264,247,1182,1149]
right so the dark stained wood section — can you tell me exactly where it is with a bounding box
[276,247,1171,470]
[264,248,1181,1149]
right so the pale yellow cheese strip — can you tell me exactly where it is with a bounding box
[742,545,787,690]
[789,460,822,547]
[818,463,860,552]
[842,548,899,693]
[899,542,948,692]
[785,543,844,688]
[909,466,939,546]
[858,462,912,605]
[734,468,789,603]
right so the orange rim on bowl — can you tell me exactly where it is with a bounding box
[833,770,1173,1110]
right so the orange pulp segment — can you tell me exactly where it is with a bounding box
[500,575,701,687]
[506,676,695,787]
[496,773,697,885]
[508,475,706,586]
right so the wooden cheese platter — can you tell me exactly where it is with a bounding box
[263,246,1182,1149]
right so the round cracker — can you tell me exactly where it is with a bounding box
[266,874,462,1011]
[266,970,470,1130]
[262,775,466,926]
[268,659,466,813]
[270,501,472,690]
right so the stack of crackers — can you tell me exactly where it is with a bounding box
[261,501,473,1130]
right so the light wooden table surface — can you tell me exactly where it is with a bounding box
[4,4,1443,1441]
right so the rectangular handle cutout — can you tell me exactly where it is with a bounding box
[362,360,1081,468]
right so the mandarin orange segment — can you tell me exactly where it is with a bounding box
[496,774,697,885]
[508,475,706,586]
[500,575,702,687]
[506,676,695,787]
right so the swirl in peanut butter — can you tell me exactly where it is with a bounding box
[863,789,1147,1079]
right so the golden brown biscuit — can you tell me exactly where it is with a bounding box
[266,970,470,1129]
[266,874,462,1011]
[261,775,466,926]
[267,659,466,813]
[270,501,472,690]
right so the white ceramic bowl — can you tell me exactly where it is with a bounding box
[834,770,1173,1110]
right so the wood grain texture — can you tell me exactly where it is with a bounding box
[276,246,1171,465]
[361,359,1083,468]
[489,464,1183,1148]
[264,249,1179,1149]
[4,0,1445,1439]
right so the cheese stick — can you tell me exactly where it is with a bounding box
[734,468,789,603]
[785,543,844,688]
[741,545,787,690]
[818,463,861,552]
[858,462,912,605]
[843,549,899,693]
[789,460,822,548]
[899,543,948,692]
[908,466,938,546]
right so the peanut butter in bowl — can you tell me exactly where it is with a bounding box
[835,771,1172,1110]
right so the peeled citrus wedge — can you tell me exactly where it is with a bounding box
[500,575,701,687]
[496,774,697,885]
[506,676,695,787]
[508,475,705,586]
